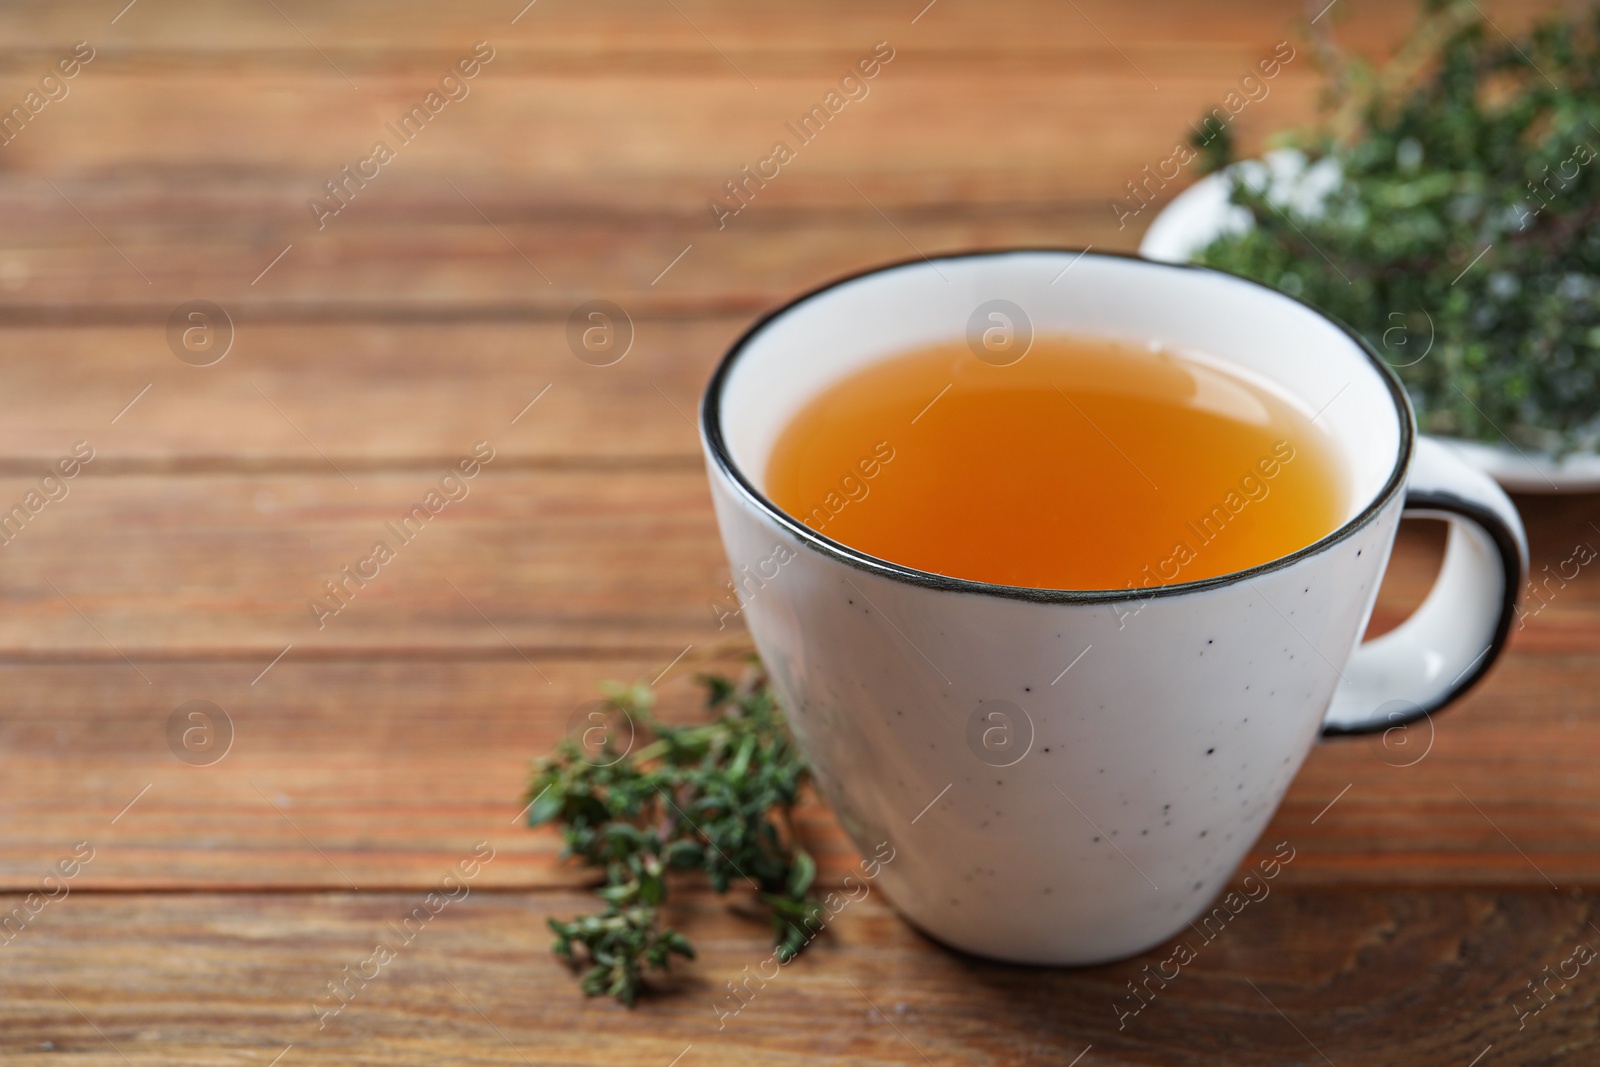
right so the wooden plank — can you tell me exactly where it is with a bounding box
[0,0,1555,314]
[1275,652,1600,884]
[0,15,1329,310]
[0,470,725,655]
[0,205,1143,316]
[0,320,736,468]
[0,655,855,892]
[1,69,1244,203]
[0,641,1596,891]
[0,468,1592,654]
[0,465,1587,894]
[0,0,1587,1059]
[0,887,1590,1065]
[0,100,1282,311]
[0,0,1443,57]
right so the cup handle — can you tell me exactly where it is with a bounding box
[1321,436,1529,735]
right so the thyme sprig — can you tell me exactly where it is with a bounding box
[526,661,823,1005]
[1192,0,1600,454]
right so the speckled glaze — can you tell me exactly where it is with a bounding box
[701,251,1526,965]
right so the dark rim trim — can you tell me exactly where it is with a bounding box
[1322,489,1525,737]
[700,247,1417,606]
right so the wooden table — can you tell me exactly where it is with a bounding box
[1,1,1595,1063]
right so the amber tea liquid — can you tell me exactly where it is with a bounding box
[765,335,1347,591]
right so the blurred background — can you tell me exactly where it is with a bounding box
[0,1,1594,1065]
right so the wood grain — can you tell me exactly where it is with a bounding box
[0,0,1595,1060]
[0,656,847,891]
[0,206,1143,316]
[0,0,1434,55]
[1,887,1595,1066]
[0,476,1591,891]
[0,0,1336,312]
[0,607,1596,892]
[0,468,1594,656]
[0,320,737,467]
[0,469,725,654]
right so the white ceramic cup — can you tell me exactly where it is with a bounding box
[699,250,1527,965]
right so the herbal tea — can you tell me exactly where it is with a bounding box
[765,335,1347,591]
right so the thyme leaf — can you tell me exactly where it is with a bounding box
[526,659,824,1005]
[1191,0,1600,455]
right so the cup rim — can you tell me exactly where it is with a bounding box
[700,247,1416,605]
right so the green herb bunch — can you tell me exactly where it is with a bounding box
[1192,0,1600,454]
[525,661,823,1005]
